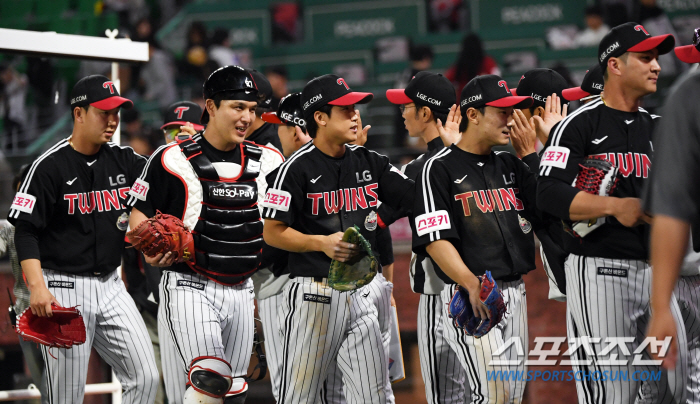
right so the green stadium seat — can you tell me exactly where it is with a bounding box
[0,0,34,20]
[35,0,71,18]
[75,0,97,14]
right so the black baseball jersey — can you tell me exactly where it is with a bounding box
[248,122,283,155]
[8,139,146,275]
[412,145,540,283]
[261,142,413,278]
[537,98,656,259]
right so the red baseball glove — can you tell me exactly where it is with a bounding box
[15,304,86,348]
[127,212,194,263]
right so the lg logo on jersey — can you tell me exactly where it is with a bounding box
[109,174,126,186]
[356,170,372,183]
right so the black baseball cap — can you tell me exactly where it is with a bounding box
[262,92,306,131]
[247,68,273,109]
[161,101,205,131]
[301,74,373,120]
[674,28,700,64]
[459,75,533,113]
[598,22,675,69]
[201,66,258,124]
[511,68,569,109]
[386,71,455,115]
[70,75,133,110]
[562,64,605,101]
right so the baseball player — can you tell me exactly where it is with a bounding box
[537,23,687,403]
[262,74,414,404]
[413,74,537,404]
[380,71,470,404]
[261,92,312,158]
[161,100,205,143]
[562,64,605,104]
[646,28,700,402]
[8,75,158,404]
[246,68,284,154]
[127,66,269,404]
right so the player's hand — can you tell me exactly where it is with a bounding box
[465,276,490,320]
[294,125,312,147]
[322,232,361,262]
[143,251,177,267]
[29,285,59,317]
[532,94,568,145]
[390,292,396,307]
[353,109,370,146]
[510,109,537,157]
[179,122,197,136]
[436,104,462,147]
[646,308,678,370]
[611,198,649,227]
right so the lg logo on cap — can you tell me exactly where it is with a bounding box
[175,107,189,119]
[634,25,649,36]
[103,81,116,94]
[498,80,510,94]
[337,78,349,90]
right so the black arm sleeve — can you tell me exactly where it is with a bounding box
[536,179,581,221]
[375,225,394,266]
[15,220,41,262]
[521,152,540,177]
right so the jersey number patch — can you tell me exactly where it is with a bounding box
[415,210,451,237]
[129,178,150,201]
[540,146,571,169]
[263,189,292,212]
[11,192,37,214]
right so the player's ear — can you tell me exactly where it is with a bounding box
[73,106,84,123]
[534,106,545,118]
[466,107,480,126]
[607,57,623,77]
[421,106,432,123]
[205,99,217,120]
[314,110,327,127]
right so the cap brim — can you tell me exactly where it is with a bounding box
[486,96,533,109]
[91,96,133,110]
[386,89,412,104]
[261,112,284,125]
[510,88,518,96]
[628,34,675,55]
[562,87,591,101]
[675,45,700,64]
[328,92,374,106]
[160,121,205,131]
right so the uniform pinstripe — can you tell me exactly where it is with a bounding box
[320,273,395,403]
[277,277,389,404]
[439,280,528,404]
[258,288,286,402]
[564,255,688,404]
[417,293,468,403]
[676,274,700,404]
[158,271,255,403]
[41,269,158,404]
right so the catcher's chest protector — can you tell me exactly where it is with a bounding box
[165,135,264,285]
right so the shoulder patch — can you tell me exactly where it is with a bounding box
[415,210,451,237]
[263,188,292,212]
[129,178,150,201]
[11,192,37,214]
[540,146,571,169]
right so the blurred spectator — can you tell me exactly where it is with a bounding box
[395,44,434,89]
[180,21,218,82]
[428,0,467,33]
[271,2,302,43]
[265,65,289,110]
[550,62,577,87]
[603,2,630,28]
[444,33,500,93]
[633,0,686,77]
[103,0,149,28]
[209,28,241,68]
[0,63,29,150]
[139,41,177,109]
[575,5,610,47]
[26,57,56,131]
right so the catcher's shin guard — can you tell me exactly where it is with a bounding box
[184,357,233,403]
[223,378,248,404]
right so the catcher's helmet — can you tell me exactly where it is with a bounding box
[201,66,258,124]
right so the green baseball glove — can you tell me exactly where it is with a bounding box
[328,226,378,292]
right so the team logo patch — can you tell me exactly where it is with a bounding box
[540,146,570,169]
[518,214,532,234]
[365,210,378,231]
[303,293,331,304]
[48,281,74,289]
[11,192,37,214]
[129,178,149,201]
[176,280,205,290]
[597,267,628,277]
[262,189,292,212]
[116,212,129,231]
[415,210,451,237]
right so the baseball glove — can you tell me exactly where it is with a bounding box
[127,212,194,263]
[569,157,619,237]
[448,271,507,338]
[15,304,86,348]
[328,226,378,292]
